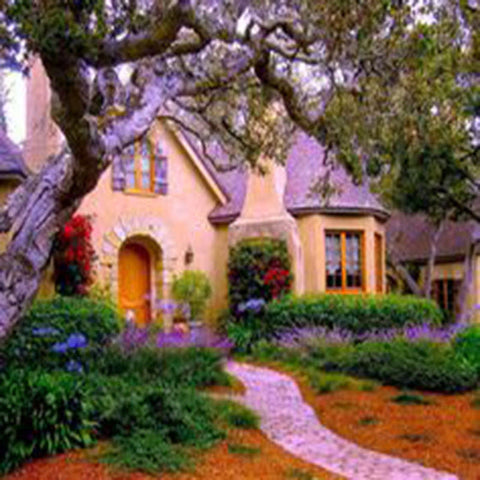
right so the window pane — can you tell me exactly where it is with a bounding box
[346,233,362,288]
[140,140,153,190]
[326,234,342,288]
[125,146,136,189]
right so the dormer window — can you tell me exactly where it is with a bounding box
[112,137,168,195]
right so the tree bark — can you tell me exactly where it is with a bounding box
[456,241,478,324]
[0,151,81,339]
[422,221,444,299]
[386,254,424,297]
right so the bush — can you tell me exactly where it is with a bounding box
[94,345,229,388]
[263,294,443,337]
[215,399,260,429]
[171,271,212,321]
[102,430,191,474]
[0,369,94,474]
[86,375,224,446]
[53,214,96,296]
[1,296,121,370]
[228,238,292,312]
[336,339,478,393]
[454,325,480,374]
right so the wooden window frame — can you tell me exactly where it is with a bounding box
[433,278,460,315]
[325,230,365,294]
[375,233,384,294]
[125,140,156,195]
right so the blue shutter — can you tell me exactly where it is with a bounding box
[153,142,168,195]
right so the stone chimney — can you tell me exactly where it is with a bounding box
[228,156,305,294]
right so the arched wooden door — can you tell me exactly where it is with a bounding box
[118,243,151,326]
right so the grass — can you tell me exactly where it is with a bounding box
[307,370,353,394]
[285,467,319,479]
[470,392,480,409]
[358,416,379,426]
[101,430,192,474]
[397,433,432,443]
[391,391,433,406]
[215,399,260,429]
[227,443,262,457]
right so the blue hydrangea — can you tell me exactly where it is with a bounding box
[66,333,88,349]
[238,298,266,314]
[51,342,68,354]
[32,326,60,337]
[65,360,83,373]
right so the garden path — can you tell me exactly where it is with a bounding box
[225,362,458,480]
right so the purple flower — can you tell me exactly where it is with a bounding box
[32,326,60,337]
[66,333,88,349]
[238,298,266,314]
[65,360,83,373]
[120,325,150,350]
[51,342,68,354]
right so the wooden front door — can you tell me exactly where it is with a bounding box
[119,243,151,326]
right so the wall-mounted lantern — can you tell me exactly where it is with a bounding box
[184,244,194,266]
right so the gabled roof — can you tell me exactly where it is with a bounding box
[0,130,28,180]
[386,212,480,263]
[208,131,389,224]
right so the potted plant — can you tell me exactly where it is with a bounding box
[171,270,212,330]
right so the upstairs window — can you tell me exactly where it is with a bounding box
[326,231,364,292]
[113,137,168,195]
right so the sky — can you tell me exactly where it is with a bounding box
[4,71,26,145]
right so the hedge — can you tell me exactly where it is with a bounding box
[1,296,121,371]
[263,293,444,336]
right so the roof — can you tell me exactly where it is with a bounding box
[0,130,28,180]
[208,131,389,223]
[386,211,480,263]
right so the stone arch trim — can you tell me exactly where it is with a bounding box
[100,215,178,308]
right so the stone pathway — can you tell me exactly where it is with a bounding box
[225,362,458,480]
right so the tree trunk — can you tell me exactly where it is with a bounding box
[456,241,478,324]
[386,253,423,297]
[423,222,444,299]
[0,150,98,339]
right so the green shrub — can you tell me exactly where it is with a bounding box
[391,391,433,405]
[1,296,121,370]
[102,430,192,474]
[337,339,478,393]
[0,369,94,474]
[171,270,212,321]
[454,325,480,373]
[307,370,353,394]
[215,400,260,429]
[263,294,443,337]
[94,345,229,388]
[228,238,292,312]
[227,443,261,457]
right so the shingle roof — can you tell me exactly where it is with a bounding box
[208,131,389,223]
[386,211,480,263]
[0,130,28,179]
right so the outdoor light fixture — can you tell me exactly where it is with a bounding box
[184,244,194,266]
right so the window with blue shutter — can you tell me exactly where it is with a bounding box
[112,137,168,195]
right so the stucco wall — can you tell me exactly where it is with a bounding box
[297,214,386,294]
[0,180,17,253]
[78,121,224,322]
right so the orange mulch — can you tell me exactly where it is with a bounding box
[261,362,480,480]
[4,429,342,480]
